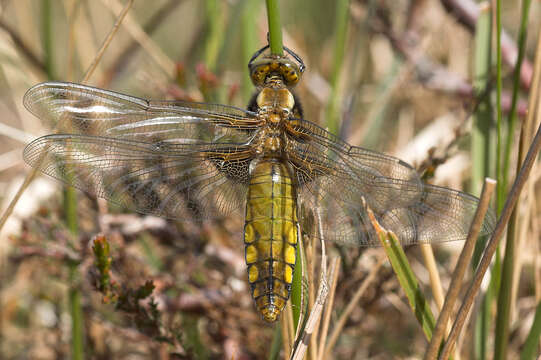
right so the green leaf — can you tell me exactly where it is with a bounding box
[373,212,436,339]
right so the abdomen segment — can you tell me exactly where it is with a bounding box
[244,159,298,322]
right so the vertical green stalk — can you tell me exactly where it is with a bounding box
[241,0,259,103]
[268,325,282,360]
[471,5,493,195]
[519,301,541,360]
[500,0,532,195]
[325,0,350,136]
[470,6,492,359]
[204,0,224,73]
[494,3,532,359]
[42,0,55,80]
[495,0,504,214]
[43,1,83,358]
[69,267,83,360]
[265,0,283,55]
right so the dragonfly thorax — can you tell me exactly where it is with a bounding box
[251,86,295,155]
[256,86,295,114]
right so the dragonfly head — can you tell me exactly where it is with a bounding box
[248,45,305,88]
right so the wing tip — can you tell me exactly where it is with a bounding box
[23,81,70,117]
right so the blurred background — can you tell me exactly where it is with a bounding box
[0,0,540,359]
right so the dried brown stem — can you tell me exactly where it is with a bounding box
[439,120,541,359]
[105,0,183,82]
[424,178,496,360]
[352,3,529,116]
[316,257,341,360]
[290,213,329,360]
[440,0,533,89]
[82,0,135,83]
[0,18,46,76]
[322,255,386,359]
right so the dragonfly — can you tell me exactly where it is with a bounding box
[23,44,496,322]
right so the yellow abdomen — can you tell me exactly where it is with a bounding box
[244,159,298,322]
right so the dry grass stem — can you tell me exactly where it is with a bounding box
[421,243,461,359]
[424,178,496,360]
[83,0,134,83]
[420,244,445,309]
[521,14,541,306]
[510,48,540,323]
[316,256,340,360]
[287,299,295,348]
[290,216,329,360]
[322,255,386,359]
[100,0,176,77]
[440,119,541,359]
[281,311,292,357]
[107,0,182,77]
[0,122,35,143]
[0,18,46,76]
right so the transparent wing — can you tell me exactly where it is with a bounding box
[287,119,496,246]
[24,135,253,219]
[24,82,261,144]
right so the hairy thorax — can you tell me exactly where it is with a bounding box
[252,79,295,156]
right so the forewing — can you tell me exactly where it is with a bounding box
[288,119,496,246]
[24,82,260,144]
[23,135,252,220]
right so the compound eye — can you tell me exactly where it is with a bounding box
[279,63,301,86]
[250,64,271,86]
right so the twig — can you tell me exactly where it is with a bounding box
[83,0,134,82]
[424,178,496,360]
[290,238,329,360]
[99,0,175,77]
[105,0,183,81]
[351,3,529,116]
[420,244,445,310]
[439,119,541,359]
[10,245,81,263]
[0,18,46,76]
[290,207,329,360]
[322,255,386,359]
[316,257,340,360]
[439,0,533,89]
[0,123,35,143]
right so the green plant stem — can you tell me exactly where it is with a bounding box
[242,0,259,102]
[520,301,541,360]
[471,6,492,359]
[471,4,493,195]
[495,0,503,215]
[204,0,224,73]
[325,0,350,136]
[265,0,283,55]
[494,1,532,359]
[43,2,83,357]
[42,0,54,80]
[69,267,83,360]
[268,325,282,360]
[373,213,435,340]
[501,0,532,196]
